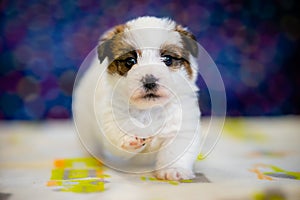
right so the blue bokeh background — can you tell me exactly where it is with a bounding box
[0,0,299,120]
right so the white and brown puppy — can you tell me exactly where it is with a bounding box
[73,16,201,180]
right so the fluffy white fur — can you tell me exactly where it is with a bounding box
[73,16,201,180]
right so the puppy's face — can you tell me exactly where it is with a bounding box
[98,17,198,109]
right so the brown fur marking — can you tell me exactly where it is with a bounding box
[98,22,197,79]
[174,25,199,80]
[97,24,137,76]
[160,44,183,59]
[175,25,198,58]
[160,43,193,79]
[107,51,137,76]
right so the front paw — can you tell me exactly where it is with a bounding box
[120,135,151,152]
[155,167,195,181]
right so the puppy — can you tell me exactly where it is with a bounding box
[73,16,201,180]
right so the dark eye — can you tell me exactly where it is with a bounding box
[124,57,137,68]
[162,55,173,66]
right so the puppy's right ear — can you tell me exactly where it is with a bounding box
[175,25,198,58]
[97,24,126,63]
[97,39,112,63]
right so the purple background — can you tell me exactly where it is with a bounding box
[0,0,299,119]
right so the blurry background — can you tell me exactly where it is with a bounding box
[0,0,299,120]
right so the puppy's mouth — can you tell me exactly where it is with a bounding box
[129,88,172,109]
[133,92,165,102]
[142,93,160,99]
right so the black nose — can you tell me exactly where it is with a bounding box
[142,74,158,90]
[144,82,157,90]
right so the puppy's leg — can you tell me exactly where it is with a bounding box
[103,134,145,158]
[155,131,200,181]
[120,135,152,152]
[101,117,152,159]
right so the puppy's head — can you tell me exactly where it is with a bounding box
[98,16,198,109]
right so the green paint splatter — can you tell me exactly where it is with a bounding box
[264,165,300,180]
[68,169,89,179]
[180,179,193,183]
[168,181,179,185]
[54,157,103,169]
[149,177,157,181]
[47,157,109,193]
[50,169,64,180]
[252,189,286,200]
[197,153,205,161]
[59,179,105,193]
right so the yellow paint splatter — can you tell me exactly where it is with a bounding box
[60,179,105,193]
[47,157,110,193]
[223,119,267,142]
[140,176,192,185]
[197,153,205,161]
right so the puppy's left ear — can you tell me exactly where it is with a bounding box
[175,25,198,58]
[97,24,126,63]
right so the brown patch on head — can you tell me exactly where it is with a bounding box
[97,24,137,76]
[136,49,142,57]
[160,44,193,79]
[161,44,183,59]
[97,25,126,62]
[175,25,198,58]
[107,50,137,76]
[182,60,193,80]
